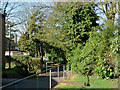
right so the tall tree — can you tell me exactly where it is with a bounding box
[96,1,119,26]
[45,2,98,63]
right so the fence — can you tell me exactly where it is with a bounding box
[48,64,73,88]
[1,63,73,89]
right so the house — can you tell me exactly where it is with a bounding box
[5,34,28,56]
[5,51,27,56]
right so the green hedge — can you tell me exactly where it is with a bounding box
[5,55,44,75]
[29,58,44,73]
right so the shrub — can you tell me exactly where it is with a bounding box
[47,48,66,64]
[96,56,116,79]
[28,58,44,74]
[5,55,44,75]
[11,55,31,75]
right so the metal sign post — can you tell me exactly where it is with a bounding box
[9,25,11,69]
[58,65,59,82]
[49,69,51,89]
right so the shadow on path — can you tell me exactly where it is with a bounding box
[2,76,58,90]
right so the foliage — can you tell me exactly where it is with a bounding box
[29,58,43,74]
[61,3,98,76]
[2,69,17,75]
[70,19,119,79]
[17,2,119,79]
[46,3,98,65]
[10,55,30,75]
[6,55,44,74]
[47,48,66,64]
[95,21,119,79]
[18,33,28,51]
[96,1,119,23]
[66,2,120,79]
[5,21,19,37]
[96,56,115,79]
[11,55,30,66]
[18,8,67,63]
[18,9,46,58]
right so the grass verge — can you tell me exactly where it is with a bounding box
[55,74,118,89]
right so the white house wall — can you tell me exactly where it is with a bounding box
[5,51,28,56]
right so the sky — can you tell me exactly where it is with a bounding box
[0,2,52,40]
[1,0,119,2]
[1,0,54,2]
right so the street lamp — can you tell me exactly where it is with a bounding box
[9,24,11,69]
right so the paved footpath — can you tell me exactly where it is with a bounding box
[2,62,68,89]
[2,71,67,89]
[2,76,49,89]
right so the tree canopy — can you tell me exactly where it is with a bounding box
[17,1,119,79]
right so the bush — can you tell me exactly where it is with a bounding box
[47,48,66,64]
[11,55,31,75]
[96,56,116,79]
[5,55,30,66]
[5,55,44,75]
[28,58,44,74]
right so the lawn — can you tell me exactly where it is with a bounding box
[55,74,118,89]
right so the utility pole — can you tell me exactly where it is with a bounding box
[0,14,5,87]
[9,25,11,69]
